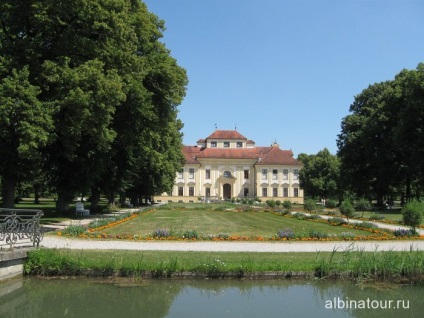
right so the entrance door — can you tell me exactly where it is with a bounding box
[223,184,232,199]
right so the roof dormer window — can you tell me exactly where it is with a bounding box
[224,141,230,148]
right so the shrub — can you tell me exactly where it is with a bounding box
[340,200,355,221]
[275,200,281,206]
[354,222,378,229]
[393,228,417,237]
[369,214,385,221]
[325,199,337,209]
[277,228,295,239]
[248,198,255,205]
[306,214,321,220]
[402,202,424,230]
[292,212,306,220]
[182,229,198,239]
[153,229,170,237]
[309,229,328,239]
[61,224,87,236]
[266,200,276,208]
[327,217,348,226]
[304,199,316,212]
[217,233,230,239]
[355,198,372,211]
[282,200,292,211]
[340,232,356,239]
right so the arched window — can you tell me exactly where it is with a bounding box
[223,171,232,178]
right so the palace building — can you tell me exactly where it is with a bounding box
[154,130,304,203]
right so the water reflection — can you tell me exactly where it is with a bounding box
[0,277,422,318]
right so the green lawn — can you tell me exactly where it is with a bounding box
[356,210,403,223]
[98,204,379,238]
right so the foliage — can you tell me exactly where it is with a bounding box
[338,64,424,204]
[0,0,187,210]
[60,224,87,236]
[327,217,348,226]
[298,148,340,200]
[355,198,372,211]
[393,228,417,237]
[303,199,316,212]
[266,200,276,208]
[324,199,336,208]
[402,202,424,230]
[309,229,328,239]
[277,228,296,239]
[282,200,292,211]
[339,200,355,220]
[369,214,385,221]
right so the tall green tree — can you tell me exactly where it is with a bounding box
[298,148,340,200]
[0,0,187,211]
[337,63,424,204]
[0,67,53,207]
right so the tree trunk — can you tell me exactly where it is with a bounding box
[34,184,40,204]
[56,193,70,214]
[1,173,17,208]
[90,187,100,212]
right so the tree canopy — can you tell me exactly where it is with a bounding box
[298,148,340,200]
[337,63,424,205]
[0,0,187,210]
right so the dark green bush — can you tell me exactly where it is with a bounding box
[402,202,424,230]
[304,199,316,212]
[325,199,337,209]
[340,200,355,220]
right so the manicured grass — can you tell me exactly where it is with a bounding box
[357,210,403,222]
[97,204,381,238]
[25,248,424,281]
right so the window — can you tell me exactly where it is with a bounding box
[283,169,288,180]
[293,169,299,180]
[224,141,230,148]
[223,171,232,178]
[273,188,278,197]
[189,187,194,196]
[262,187,268,197]
[294,188,299,197]
[236,141,243,148]
[205,187,210,197]
[244,170,249,179]
[244,188,249,197]
[205,169,211,179]
[177,169,183,179]
[272,169,278,180]
[178,187,184,196]
[261,169,267,180]
[189,168,194,179]
[283,188,288,197]
[211,141,217,148]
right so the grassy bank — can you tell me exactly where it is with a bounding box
[25,248,424,282]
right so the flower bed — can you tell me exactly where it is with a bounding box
[56,206,423,242]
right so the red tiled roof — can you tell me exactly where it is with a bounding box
[182,144,300,166]
[206,130,247,140]
[182,146,202,164]
[256,146,299,165]
[196,148,259,160]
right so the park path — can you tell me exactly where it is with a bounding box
[40,236,424,252]
[40,209,424,253]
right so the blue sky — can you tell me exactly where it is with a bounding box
[143,0,424,156]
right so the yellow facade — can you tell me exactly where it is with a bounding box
[154,130,304,203]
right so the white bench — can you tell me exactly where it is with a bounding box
[75,202,90,216]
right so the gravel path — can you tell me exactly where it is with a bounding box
[40,236,424,253]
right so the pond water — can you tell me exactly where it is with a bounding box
[0,277,423,318]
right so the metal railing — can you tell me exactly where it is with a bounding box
[0,208,44,249]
